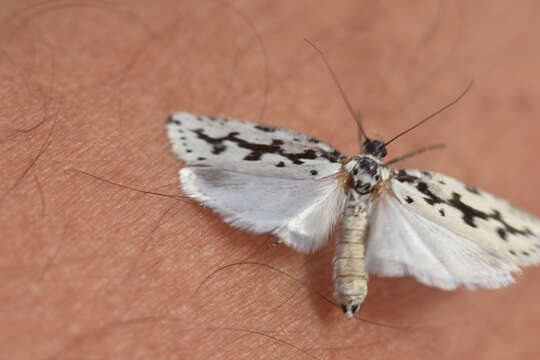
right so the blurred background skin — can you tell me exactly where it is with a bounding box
[1,0,540,359]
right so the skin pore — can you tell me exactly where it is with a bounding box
[1,1,540,359]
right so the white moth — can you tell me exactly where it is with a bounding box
[167,111,540,317]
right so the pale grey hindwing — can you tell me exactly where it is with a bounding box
[390,169,540,266]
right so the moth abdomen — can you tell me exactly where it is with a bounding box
[333,201,369,318]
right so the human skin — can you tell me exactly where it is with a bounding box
[1,1,540,359]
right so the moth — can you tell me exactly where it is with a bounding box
[167,111,540,318]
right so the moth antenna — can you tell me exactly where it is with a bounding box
[384,80,474,147]
[383,143,446,166]
[304,38,367,143]
[354,112,366,151]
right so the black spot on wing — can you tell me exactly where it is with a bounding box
[405,196,414,204]
[320,149,347,163]
[276,161,285,168]
[212,144,226,155]
[465,185,480,195]
[192,129,342,165]
[167,115,181,125]
[393,169,537,240]
[310,170,318,176]
[282,150,317,164]
[254,124,276,132]
[447,193,488,227]
[417,182,445,206]
[490,210,535,238]
[395,169,420,184]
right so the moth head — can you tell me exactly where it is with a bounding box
[363,138,387,158]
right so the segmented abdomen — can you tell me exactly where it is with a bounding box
[333,200,369,317]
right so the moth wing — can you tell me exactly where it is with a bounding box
[366,189,520,290]
[167,112,347,180]
[180,167,348,253]
[390,169,540,267]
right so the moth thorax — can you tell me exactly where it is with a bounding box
[332,199,369,318]
[349,155,382,195]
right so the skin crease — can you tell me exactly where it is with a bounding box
[1,0,540,359]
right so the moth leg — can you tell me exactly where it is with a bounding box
[265,235,283,249]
